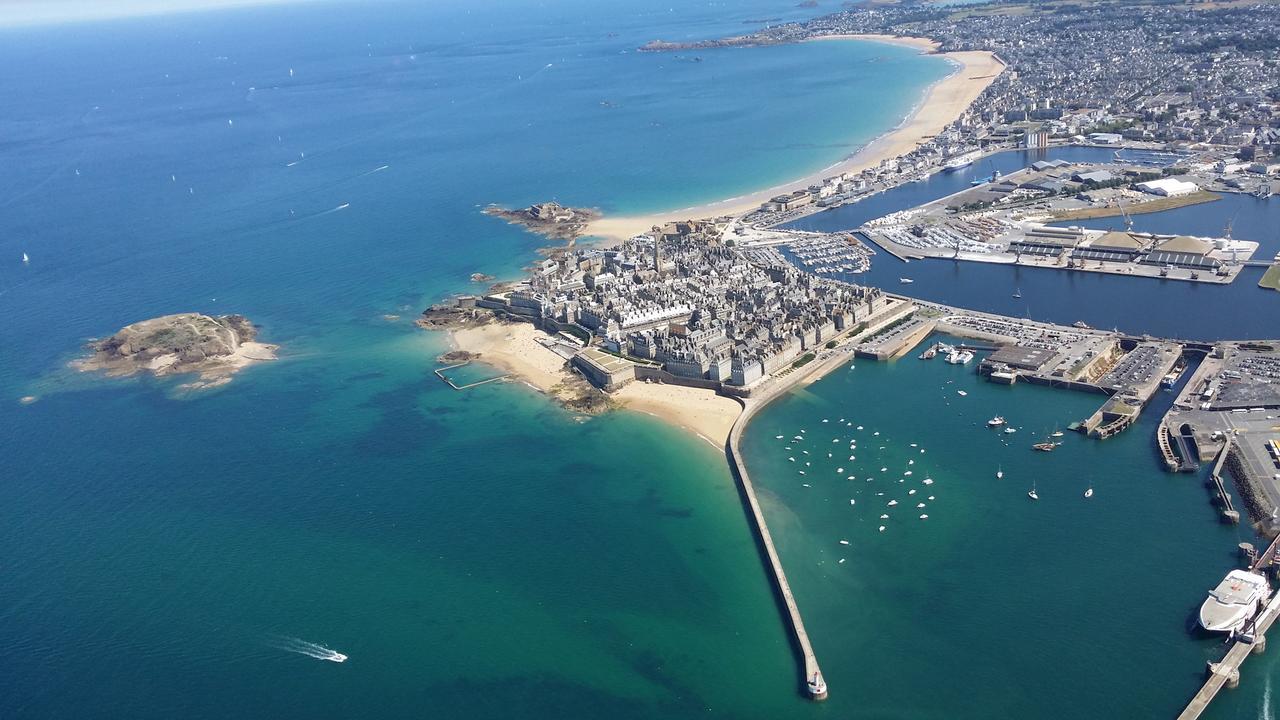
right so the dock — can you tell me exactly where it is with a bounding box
[1177,533,1280,720]
[1207,434,1241,524]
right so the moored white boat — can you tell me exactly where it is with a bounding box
[1199,570,1269,633]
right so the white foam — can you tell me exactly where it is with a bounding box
[271,636,347,663]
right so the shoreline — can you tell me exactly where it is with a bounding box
[583,35,1004,243]
[448,322,744,446]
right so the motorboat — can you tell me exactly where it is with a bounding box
[1084,486,1093,498]
[1004,427,1018,434]
[987,416,1007,427]
[1199,570,1270,633]
[900,277,914,284]
[945,348,974,365]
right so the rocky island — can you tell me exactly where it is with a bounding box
[483,201,600,242]
[75,313,277,389]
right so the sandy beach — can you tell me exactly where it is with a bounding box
[450,322,569,392]
[450,322,742,445]
[583,35,1005,243]
[614,382,741,448]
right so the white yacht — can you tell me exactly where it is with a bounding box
[1199,570,1270,633]
[987,416,1007,427]
[945,348,974,365]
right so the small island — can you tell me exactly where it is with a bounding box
[75,313,277,389]
[483,201,600,242]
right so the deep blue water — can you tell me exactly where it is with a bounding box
[785,147,1280,340]
[0,2,954,719]
[0,2,1277,719]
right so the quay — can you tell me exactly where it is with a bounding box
[1207,435,1242,524]
[1177,533,1280,720]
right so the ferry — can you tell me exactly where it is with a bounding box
[987,416,1007,427]
[943,150,981,172]
[1199,570,1270,633]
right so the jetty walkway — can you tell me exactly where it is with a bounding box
[722,346,860,701]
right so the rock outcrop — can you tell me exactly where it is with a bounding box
[76,313,277,386]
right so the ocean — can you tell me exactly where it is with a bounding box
[0,1,1275,718]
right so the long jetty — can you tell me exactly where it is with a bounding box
[1177,532,1280,720]
[727,394,826,700]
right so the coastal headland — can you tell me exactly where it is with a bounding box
[584,35,1004,243]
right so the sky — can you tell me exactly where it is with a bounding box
[0,0,329,27]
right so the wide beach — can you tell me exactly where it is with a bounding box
[584,35,1005,243]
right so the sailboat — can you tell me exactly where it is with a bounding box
[22,252,30,264]
[1084,485,1093,498]
[996,465,1004,480]
[1028,481,1039,500]
[1012,286,1022,299]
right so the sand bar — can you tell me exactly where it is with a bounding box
[584,36,1004,243]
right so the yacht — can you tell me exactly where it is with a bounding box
[1050,429,1064,438]
[1073,320,1092,329]
[987,416,1007,427]
[945,348,974,365]
[1028,482,1039,501]
[943,150,981,172]
[1033,441,1057,452]
[1199,570,1270,633]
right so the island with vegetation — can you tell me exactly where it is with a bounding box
[75,313,277,389]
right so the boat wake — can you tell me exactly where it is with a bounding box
[269,636,348,663]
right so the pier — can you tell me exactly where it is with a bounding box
[1207,435,1241,524]
[1177,533,1280,720]
[726,388,828,700]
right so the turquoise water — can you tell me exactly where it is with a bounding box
[1,1,1276,718]
[0,1,946,718]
